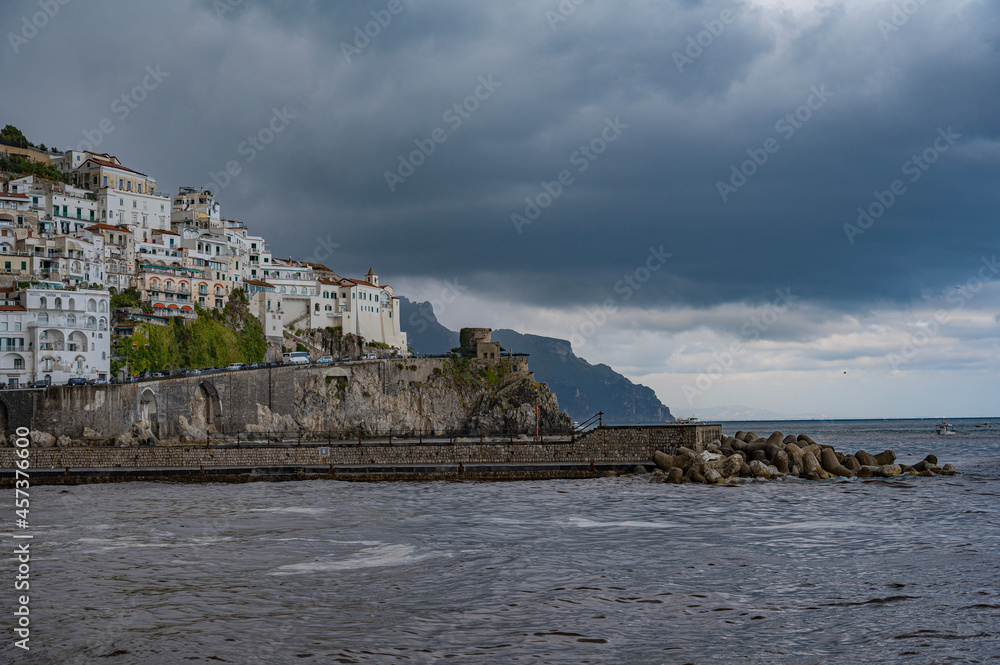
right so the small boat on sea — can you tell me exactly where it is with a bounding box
[936,422,956,435]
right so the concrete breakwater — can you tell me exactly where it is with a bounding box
[0,423,723,485]
[641,429,957,483]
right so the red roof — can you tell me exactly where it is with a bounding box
[0,305,26,311]
[243,279,273,287]
[344,278,379,288]
[0,192,29,199]
[85,157,148,178]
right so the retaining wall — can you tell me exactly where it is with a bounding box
[0,424,721,478]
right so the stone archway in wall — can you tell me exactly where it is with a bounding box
[139,388,159,438]
[191,381,224,432]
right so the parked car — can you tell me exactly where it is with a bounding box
[95,379,108,385]
[67,377,88,386]
[340,356,352,362]
[189,369,202,375]
[152,372,166,378]
[225,363,244,371]
[282,352,310,365]
[363,353,377,360]
[317,356,334,364]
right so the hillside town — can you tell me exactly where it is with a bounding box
[0,130,407,387]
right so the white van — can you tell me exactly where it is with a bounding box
[282,352,310,365]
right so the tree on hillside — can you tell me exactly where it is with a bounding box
[0,125,31,147]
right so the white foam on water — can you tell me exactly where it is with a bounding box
[567,517,679,529]
[246,507,324,515]
[268,543,441,576]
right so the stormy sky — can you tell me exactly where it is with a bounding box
[3,0,999,418]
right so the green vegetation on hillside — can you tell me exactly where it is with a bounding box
[0,154,66,182]
[0,124,65,181]
[110,286,142,309]
[112,289,267,375]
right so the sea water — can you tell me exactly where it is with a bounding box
[11,418,1000,663]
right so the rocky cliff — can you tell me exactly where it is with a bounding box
[398,297,673,424]
[257,358,571,436]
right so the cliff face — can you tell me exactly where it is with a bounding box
[244,358,572,437]
[397,296,674,424]
[491,330,673,424]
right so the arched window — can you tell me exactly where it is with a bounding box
[87,316,96,328]
[37,312,48,325]
[87,299,97,312]
[75,356,85,372]
[98,300,107,313]
[99,318,107,331]
[54,297,62,309]
[102,352,106,360]
[43,357,54,372]
[39,297,46,309]
[68,298,75,310]
[66,314,76,326]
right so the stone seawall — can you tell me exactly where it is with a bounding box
[1,358,570,444]
[0,424,720,484]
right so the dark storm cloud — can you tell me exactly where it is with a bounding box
[3,0,998,313]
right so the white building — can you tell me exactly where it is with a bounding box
[0,287,111,387]
[98,188,171,239]
[171,187,221,230]
[290,269,407,351]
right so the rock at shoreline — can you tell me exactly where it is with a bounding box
[644,432,953,485]
[874,450,896,465]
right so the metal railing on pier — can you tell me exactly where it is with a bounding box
[204,425,584,449]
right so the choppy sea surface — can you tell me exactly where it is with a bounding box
[10,418,1000,664]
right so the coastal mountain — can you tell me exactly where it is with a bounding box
[399,297,673,424]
